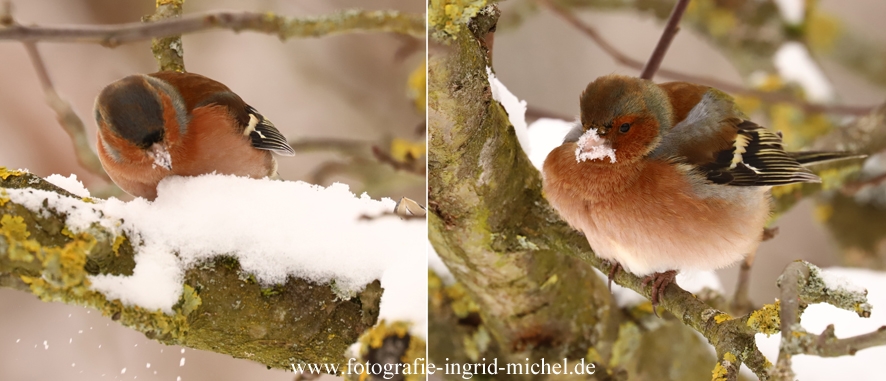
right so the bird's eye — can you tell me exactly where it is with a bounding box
[619,123,631,133]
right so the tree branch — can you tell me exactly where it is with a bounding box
[639,0,690,80]
[773,260,880,379]
[143,0,185,72]
[0,168,382,373]
[535,0,875,116]
[21,41,110,181]
[0,9,426,45]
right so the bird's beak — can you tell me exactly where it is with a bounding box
[148,143,172,170]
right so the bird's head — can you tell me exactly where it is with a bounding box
[94,75,182,170]
[569,75,673,164]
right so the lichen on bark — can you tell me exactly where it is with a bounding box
[0,169,383,373]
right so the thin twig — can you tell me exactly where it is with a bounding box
[0,9,426,45]
[536,0,874,116]
[22,41,109,180]
[842,172,886,196]
[640,0,690,80]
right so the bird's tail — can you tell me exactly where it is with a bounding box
[789,151,867,166]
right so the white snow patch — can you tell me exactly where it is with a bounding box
[44,174,91,198]
[576,128,616,163]
[378,243,428,339]
[774,42,834,102]
[6,174,425,323]
[755,268,886,379]
[526,118,575,170]
[486,66,530,153]
[773,0,805,24]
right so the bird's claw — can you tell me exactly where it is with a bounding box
[606,261,622,292]
[640,270,677,317]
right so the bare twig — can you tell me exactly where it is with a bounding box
[22,41,109,181]
[640,0,690,80]
[774,260,878,379]
[143,0,185,72]
[536,0,874,116]
[0,9,426,45]
[842,172,886,196]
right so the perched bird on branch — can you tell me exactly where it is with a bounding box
[94,72,295,200]
[542,74,862,313]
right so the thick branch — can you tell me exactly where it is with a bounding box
[0,9,426,45]
[0,169,381,372]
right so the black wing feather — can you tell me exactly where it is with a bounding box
[245,105,295,156]
[701,120,823,186]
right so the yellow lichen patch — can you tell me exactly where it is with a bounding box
[61,227,76,240]
[706,9,737,38]
[610,322,640,368]
[112,235,126,256]
[0,189,9,207]
[401,332,427,381]
[178,284,202,317]
[769,104,833,149]
[540,274,558,290]
[445,283,480,318]
[814,203,834,222]
[817,164,863,191]
[806,11,842,53]
[0,167,27,180]
[747,300,781,336]
[732,95,761,116]
[390,138,426,162]
[751,74,785,93]
[408,59,426,112]
[714,313,731,324]
[1,215,30,241]
[770,182,802,199]
[2,214,36,262]
[712,353,737,381]
[586,347,603,364]
[428,0,487,40]
[363,320,411,349]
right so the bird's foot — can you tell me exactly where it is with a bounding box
[605,261,622,292]
[640,270,678,317]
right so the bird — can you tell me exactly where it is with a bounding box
[94,71,295,200]
[541,74,861,313]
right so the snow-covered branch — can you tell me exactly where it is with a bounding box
[0,168,425,374]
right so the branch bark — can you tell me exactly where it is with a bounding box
[0,9,426,45]
[0,168,382,373]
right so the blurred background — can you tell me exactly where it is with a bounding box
[0,0,424,380]
[490,0,886,304]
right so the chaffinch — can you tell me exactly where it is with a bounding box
[94,72,295,200]
[542,74,860,310]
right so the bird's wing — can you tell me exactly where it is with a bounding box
[149,72,295,156]
[242,105,295,156]
[651,90,820,186]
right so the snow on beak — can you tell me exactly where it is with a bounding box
[148,142,172,170]
[575,128,617,163]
